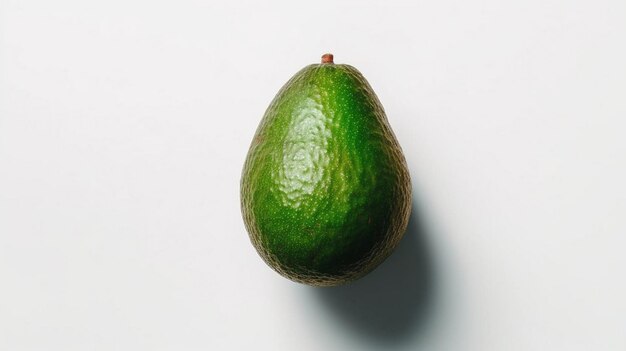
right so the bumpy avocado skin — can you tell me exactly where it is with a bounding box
[241,63,411,286]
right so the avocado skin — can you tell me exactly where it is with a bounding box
[241,62,411,286]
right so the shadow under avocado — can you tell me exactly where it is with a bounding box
[313,198,435,345]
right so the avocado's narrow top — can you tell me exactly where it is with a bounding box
[321,53,334,64]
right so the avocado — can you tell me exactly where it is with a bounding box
[241,54,411,286]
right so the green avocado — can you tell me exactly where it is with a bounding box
[241,54,411,286]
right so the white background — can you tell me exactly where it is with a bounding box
[1,0,625,350]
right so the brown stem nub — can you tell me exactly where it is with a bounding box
[321,53,334,64]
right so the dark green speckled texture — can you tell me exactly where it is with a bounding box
[241,62,411,286]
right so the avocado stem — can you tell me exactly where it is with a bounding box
[321,53,334,64]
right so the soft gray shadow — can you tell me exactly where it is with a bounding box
[314,198,435,345]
